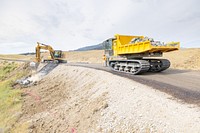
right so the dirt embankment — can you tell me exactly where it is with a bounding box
[13,65,108,132]
[12,65,200,132]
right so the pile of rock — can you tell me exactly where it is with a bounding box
[129,37,165,46]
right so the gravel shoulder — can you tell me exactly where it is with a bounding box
[14,65,200,132]
[68,63,200,106]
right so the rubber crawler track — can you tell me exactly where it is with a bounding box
[109,59,170,75]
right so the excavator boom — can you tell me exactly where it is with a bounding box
[35,42,55,62]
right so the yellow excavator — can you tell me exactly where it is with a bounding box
[30,42,67,69]
[103,34,180,74]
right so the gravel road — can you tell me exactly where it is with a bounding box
[67,63,200,106]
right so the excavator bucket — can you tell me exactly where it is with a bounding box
[30,62,39,70]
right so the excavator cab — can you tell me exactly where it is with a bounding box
[54,50,62,58]
[53,50,66,63]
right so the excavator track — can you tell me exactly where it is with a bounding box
[109,59,170,75]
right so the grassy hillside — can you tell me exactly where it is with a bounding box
[0,61,30,132]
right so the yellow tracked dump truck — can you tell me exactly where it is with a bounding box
[102,34,180,74]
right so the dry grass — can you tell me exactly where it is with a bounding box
[0,54,33,60]
[163,48,200,70]
[65,50,104,63]
[0,62,30,132]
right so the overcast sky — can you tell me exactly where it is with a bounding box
[0,0,199,54]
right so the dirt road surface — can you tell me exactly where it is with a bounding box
[68,63,200,106]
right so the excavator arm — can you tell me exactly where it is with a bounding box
[35,42,55,63]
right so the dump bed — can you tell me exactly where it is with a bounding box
[113,34,180,56]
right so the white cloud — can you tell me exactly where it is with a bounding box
[0,42,33,54]
[0,0,199,54]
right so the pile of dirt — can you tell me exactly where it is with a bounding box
[12,65,200,132]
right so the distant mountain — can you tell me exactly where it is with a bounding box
[20,52,35,55]
[75,44,103,51]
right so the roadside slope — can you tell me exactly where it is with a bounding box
[0,61,30,132]
[14,65,200,132]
